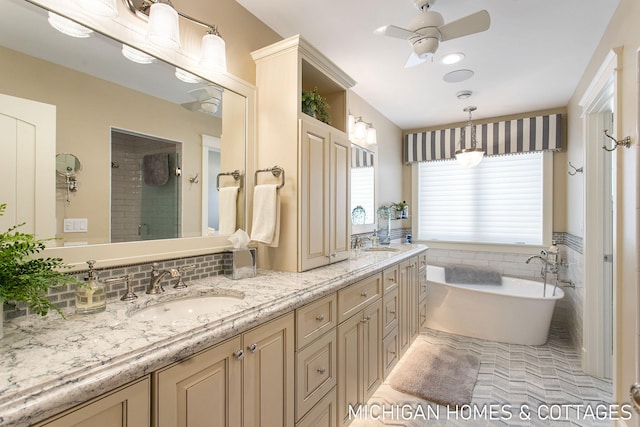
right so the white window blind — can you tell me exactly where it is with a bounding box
[417,151,544,245]
[351,167,375,224]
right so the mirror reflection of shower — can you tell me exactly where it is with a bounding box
[111,129,181,242]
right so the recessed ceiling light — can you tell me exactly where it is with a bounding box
[440,52,465,65]
[443,69,474,83]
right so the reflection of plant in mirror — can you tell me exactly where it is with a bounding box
[301,87,331,125]
[0,204,77,317]
[392,201,408,219]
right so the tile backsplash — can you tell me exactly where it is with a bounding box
[4,252,232,320]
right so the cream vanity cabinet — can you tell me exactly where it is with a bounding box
[336,273,383,426]
[154,313,295,427]
[252,35,356,272]
[34,377,150,427]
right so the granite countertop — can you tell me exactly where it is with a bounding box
[0,244,426,426]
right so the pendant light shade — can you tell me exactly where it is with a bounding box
[80,0,118,18]
[146,2,180,50]
[353,120,368,142]
[199,27,227,73]
[48,12,93,38]
[455,106,484,168]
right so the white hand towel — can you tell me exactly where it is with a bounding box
[218,186,239,236]
[250,184,280,247]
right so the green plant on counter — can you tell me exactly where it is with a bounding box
[301,87,331,125]
[0,203,77,317]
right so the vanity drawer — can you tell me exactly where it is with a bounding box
[337,273,382,323]
[418,252,428,272]
[418,268,427,302]
[382,265,399,294]
[296,293,337,350]
[382,289,398,338]
[295,330,337,421]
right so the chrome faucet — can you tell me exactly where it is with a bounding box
[525,249,560,297]
[147,263,180,294]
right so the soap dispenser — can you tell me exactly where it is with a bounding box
[76,260,107,314]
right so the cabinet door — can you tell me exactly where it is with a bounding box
[300,119,330,271]
[155,337,242,427]
[243,313,295,427]
[337,312,362,426]
[329,132,350,263]
[362,299,382,402]
[38,377,150,427]
[398,259,411,356]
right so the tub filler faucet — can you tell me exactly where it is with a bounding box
[147,263,180,294]
[525,250,559,297]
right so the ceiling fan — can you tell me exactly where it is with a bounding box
[374,0,490,68]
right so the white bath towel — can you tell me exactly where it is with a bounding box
[250,184,280,247]
[218,186,239,236]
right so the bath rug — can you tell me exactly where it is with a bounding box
[387,340,480,408]
[444,265,502,285]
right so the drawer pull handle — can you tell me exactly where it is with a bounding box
[389,310,396,315]
[233,350,244,360]
[316,314,325,322]
[361,315,372,323]
[247,343,258,353]
[361,291,368,297]
[317,367,326,374]
[388,277,395,282]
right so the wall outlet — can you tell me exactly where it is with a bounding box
[63,218,88,233]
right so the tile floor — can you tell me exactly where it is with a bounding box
[351,327,617,426]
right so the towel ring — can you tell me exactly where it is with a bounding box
[255,165,285,189]
[216,170,242,191]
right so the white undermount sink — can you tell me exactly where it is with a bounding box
[129,292,245,322]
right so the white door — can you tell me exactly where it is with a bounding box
[0,93,56,239]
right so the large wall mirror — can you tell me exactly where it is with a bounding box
[350,143,376,233]
[0,0,251,267]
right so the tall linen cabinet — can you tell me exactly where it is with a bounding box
[252,35,356,272]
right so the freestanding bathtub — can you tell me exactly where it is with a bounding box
[425,265,564,345]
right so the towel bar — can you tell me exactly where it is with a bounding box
[255,165,285,189]
[216,170,242,190]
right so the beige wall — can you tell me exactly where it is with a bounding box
[348,92,404,211]
[0,45,221,244]
[566,0,639,413]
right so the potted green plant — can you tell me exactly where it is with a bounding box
[392,201,408,219]
[301,87,331,125]
[0,203,77,331]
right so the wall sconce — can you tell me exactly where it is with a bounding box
[123,0,228,73]
[455,106,484,168]
[602,129,631,152]
[349,114,377,145]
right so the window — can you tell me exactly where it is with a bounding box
[416,151,550,245]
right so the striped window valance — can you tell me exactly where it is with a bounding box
[351,144,374,168]
[404,113,562,164]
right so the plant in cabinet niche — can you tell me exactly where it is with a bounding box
[0,203,77,317]
[301,87,331,125]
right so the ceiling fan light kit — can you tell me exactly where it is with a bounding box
[374,0,490,68]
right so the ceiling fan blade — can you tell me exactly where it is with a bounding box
[374,24,417,39]
[405,52,429,68]
[438,10,490,42]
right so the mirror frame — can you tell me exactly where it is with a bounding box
[26,0,256,270]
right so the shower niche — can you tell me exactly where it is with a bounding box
[111,129,181,242]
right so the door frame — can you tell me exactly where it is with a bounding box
[579,48,622,379]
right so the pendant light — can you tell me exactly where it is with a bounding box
[199,26,227,73]
[146,0,180,50]
[455,106,484,168]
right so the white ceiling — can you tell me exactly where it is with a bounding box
[235,0,620,130]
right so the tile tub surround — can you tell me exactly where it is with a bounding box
[0,244,427,426]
